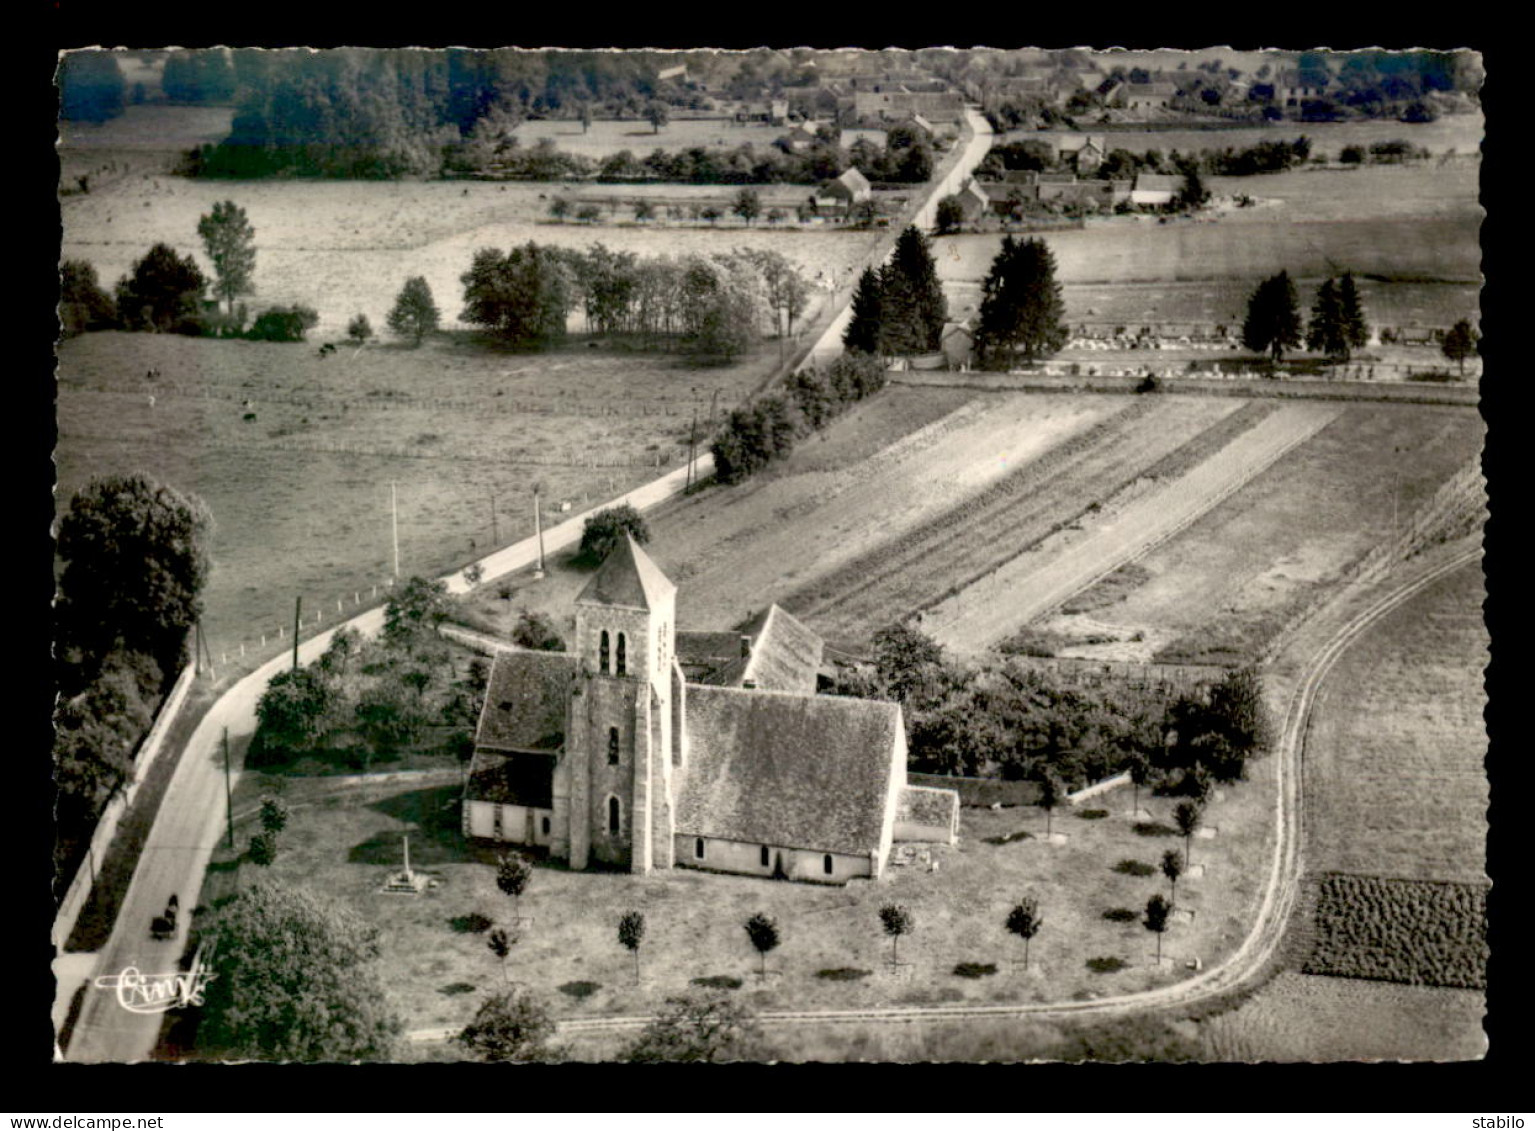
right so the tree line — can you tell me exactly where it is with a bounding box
[53,474,212,881]
[978,136,1313,183]
[837,623,1273,799]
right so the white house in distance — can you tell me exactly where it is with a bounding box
[463,537,959,883]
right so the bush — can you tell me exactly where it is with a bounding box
[246,305,320,342]
[1086,956,1128,974]
[511,609,565,652]
[450,912,495,934]
[1077,808,1109,820]
[558,981,602,1000]
[1102,908,1139,923]
[690,975,743,990]
[815,967,872,982]
[1114,859,1157,877]
[951,962,998,979]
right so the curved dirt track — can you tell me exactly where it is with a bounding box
[407,544,1482,1046]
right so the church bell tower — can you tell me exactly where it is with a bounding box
[555,534,678,873]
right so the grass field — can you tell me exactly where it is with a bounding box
[59,173,875,340]
[935,161,1481,335]
[55,330,770,664]
[202,754,1275,1052]
[1041,403,1485,665]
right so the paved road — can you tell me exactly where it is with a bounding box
[800,106,995,371]
[926,402,1342,652]
[61,456,713,1063]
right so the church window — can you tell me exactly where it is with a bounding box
[600,630,610,673]
[760,844,770,867]
[823,854,834,875]
[608,796,621,835]
[608,726,620,765]
[616,633,627,677]
[541,816,551,836]
[695,837,706,860]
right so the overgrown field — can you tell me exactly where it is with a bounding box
[197,764,1275,1051]
[54,331,767,664]
[1041,403,1485,665]
[506,116,838,159]
[1300,874,1487,990]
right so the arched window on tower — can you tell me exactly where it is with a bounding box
[823,854,834,875]
[608,796,621,835]
[608,726,620,765]
[600,630,610,674]
[616,632,627,677]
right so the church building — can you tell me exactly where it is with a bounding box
[462,536,958,883]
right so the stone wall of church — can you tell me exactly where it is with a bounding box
[674,835,874,885]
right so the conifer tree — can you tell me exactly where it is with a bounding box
[1337,273,1370,357]
[878,226,948,355]
[1307,276,1348,362]
[842,266,884,354]
[974,236,1069,370]
[1242,270,1303,366]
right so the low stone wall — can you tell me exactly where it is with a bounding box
[907,772,1040,807]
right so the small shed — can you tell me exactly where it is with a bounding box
[819,166,872,206]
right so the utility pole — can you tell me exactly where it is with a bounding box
[391,481,400,579]
[489,490,498,546]
[292,596,301,672]
[223,727,234,850]
[534,488,546,577]
[687,408,698,490]
[708,388,720,433]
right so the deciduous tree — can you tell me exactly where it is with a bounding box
[618,910,646,982]
[55,473,213,679]
[879,903,913,964]
[1174,799,1203,867]
[1005,897,1042,969]
[1161,848,1184,906]
[197,200,257,316]
[731,187,763,225]
[1144,893,1171,962]
[511,609,565,652]
[59,259,117,336]
[259,796,289,836]
[496,852,533,920]
[646,100,670,134]
[114,243,207,334]
[744,912,780,978]
[201,877,399,1061]
[387,276,440,345]
[935,195,964,235]
[1038,770,1063,837]
[579,504,650,564]
[347,313,373,345]
[1442,318,1478,375]
[459,243,575,345]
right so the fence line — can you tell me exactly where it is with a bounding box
[53,664,197,949]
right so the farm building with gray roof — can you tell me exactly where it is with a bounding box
[463,535,956,883]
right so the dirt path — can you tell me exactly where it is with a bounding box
[927,402,1344,653]
[787,396,1248,646]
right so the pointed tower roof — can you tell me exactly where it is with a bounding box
[576,534,676,611]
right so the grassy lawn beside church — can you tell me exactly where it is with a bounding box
[195,752,1276,1057]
